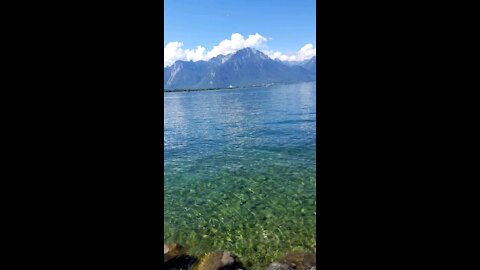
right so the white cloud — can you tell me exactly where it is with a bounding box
[297,43,316,61]
[207,33,268,58]
[164,41,185,67]
[185,46,208,62]
[262,43,317,62]
[164,33,315,67]
[245,33,269,48]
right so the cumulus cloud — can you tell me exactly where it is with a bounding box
[297,43,316,60]
[207,33,268,59]
[164,42,187,67]
[263,43,317,62]
[185,46,208,62]
[164,33,315,67]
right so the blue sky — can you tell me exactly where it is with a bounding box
[164,0,316,66]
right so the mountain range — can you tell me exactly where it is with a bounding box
[164,47,316,90]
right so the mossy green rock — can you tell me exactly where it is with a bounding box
[193,251,243,270]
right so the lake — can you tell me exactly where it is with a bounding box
[164,82,316,269]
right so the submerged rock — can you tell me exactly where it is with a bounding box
[193,251,244,270]
[283,252,316,270]
[164,243,187,263]
[164,243,197,270]
[267,262,293,270]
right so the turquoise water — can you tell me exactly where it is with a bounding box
[164,82,316,269]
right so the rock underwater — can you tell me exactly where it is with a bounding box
[164,244,243,270]
[193,251,244,270]
[164,243,315,270]
[282,252,316,270]
[164,243,197,270]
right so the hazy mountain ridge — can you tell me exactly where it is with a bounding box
[164,48,316,90]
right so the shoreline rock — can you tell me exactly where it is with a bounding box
[164,243,187,263]
[193,251,244,270]
[164,242,315,270]
[282,252,316,270]
[266,262,293,270]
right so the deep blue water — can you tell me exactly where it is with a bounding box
[164,82,316,269]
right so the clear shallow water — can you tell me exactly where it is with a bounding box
[164,82,316,270]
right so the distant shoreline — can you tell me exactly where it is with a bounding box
[164,80,315,93]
